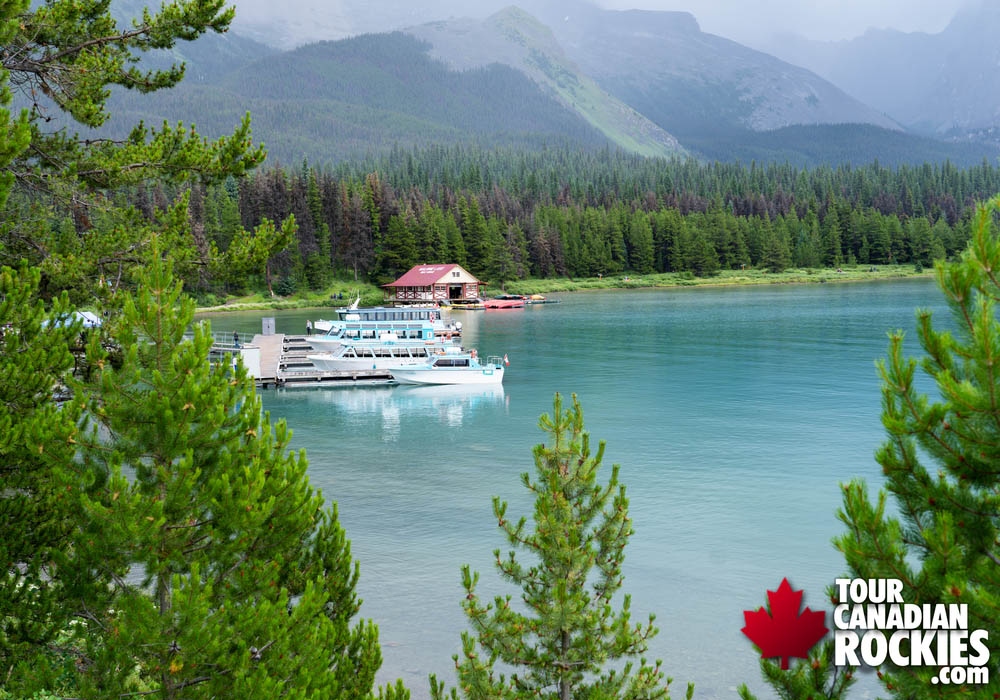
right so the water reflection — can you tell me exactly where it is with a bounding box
[270,384,506,435]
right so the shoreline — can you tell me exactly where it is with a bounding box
[194,267,935,314]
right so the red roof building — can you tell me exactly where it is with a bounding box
[383,264,482,303]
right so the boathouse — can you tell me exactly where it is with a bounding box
[383,264,481,303]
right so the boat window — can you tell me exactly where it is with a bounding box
[376,312,386,321]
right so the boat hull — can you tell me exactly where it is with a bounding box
[307,354,430,372]
[391,366,505,385]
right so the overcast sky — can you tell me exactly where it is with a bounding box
[599,0,972,43]
[228,0,977,49]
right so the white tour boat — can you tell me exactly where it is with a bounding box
[313,297,461,337]
[306,321,451,352]
[390,348,506,385]
[307,340,456,372]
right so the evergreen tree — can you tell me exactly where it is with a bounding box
[820,207,843,267]
[0,0,265,299]
[374,214,418,282]
[0,265,84,691]
[744,198,1000,700]
[686,230,720,277]
[485,218,516,290]
[66,255,401,699]
[738,641,855,700]
[907,216,934,267]
[221,216,297,296]
[833,196,1000,696]
[761,220,791,273]
[460,197,489,275]
[627,211,655,274]
[431,394,692,700]
[794,221,822,268]
[444,211,468,266]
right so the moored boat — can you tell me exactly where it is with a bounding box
[390,348,506,385]
[312,302,461,337]
[484,297,525,309]
[307,341,453,372]
[306,321,449,352]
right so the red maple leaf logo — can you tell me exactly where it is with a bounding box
[742,578,828,669]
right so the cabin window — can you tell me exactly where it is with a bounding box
[433,358,469,368]
[376,312,386,321]
[452,271,460,277]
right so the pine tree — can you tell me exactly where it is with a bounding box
[833,196,1000,696]
[431,394,692,700]
[221,215,297,296]
[627,211,655,274]
[485,219,516,290]
[0,265,85,691]
[821,207,843,267]
[65,254,400,699]
[460,197,489,275]
[745,198,1000,699]
[761,220,791,273]
[0,0,265,298]
[738,641,855,700]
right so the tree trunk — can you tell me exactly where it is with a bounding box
[265,260,275,297]
[560,629,570,700]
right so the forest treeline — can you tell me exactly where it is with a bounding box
[142,146,996,295]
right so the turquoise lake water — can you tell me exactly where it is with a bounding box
[197,279,946,698]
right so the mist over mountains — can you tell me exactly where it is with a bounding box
[761,0,1000,139]
[90,0,1000,167]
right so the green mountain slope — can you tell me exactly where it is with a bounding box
[527,4,901,139]
[407,7,684,158]
[685,123,999,168]
[100,32,616,164]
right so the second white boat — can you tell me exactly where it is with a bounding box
[390,348,506,385]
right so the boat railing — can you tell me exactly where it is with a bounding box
[177,330,255,349]
[486,355,503,368]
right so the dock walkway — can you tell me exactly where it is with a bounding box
[249,333,393,388]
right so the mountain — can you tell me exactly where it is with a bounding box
[512,2,901,140]
[101,32,620,164]
[406,7,684,158]
[66,2,998,167]
[762,1,1000,135]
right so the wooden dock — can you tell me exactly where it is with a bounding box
[250,334,394,388]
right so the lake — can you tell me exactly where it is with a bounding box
[197,278,945,698]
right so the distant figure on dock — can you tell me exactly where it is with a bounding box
[233,330,240,348]
[306,320,312,335]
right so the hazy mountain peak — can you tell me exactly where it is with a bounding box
[762,1,1000,134]
[406,9,685,158]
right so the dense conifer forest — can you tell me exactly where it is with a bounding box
[146,147,1000,295]
[9,144,997,301]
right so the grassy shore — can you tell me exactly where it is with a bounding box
[195,265,932,313]
[195,281,384,313]
[484,265,932,296]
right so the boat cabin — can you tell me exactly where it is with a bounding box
[322,321,437,341]
[337,306,442,322]
[383,264,481,303]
